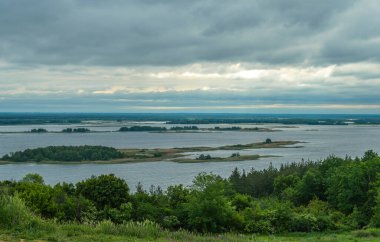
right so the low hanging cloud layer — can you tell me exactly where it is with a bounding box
[0,0,379,113]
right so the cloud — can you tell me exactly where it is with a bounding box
[0,1,379,113]
[0,0,373,67]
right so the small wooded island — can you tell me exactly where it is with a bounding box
[62,128,91,133]
[4,125,280,134]
[118,125,277,132]
[0,140,301,164]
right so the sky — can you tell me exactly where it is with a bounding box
[0,0,380,113]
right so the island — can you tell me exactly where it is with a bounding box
[0,140,302,164]
[119,126,167,132]
[30,128,48,133]
[172,153,276,163]
[119,125,277,133]
[62,128,91,133]
[1,125,280,135]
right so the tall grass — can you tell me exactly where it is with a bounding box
[0,195,55,236]
[96,220,163,238]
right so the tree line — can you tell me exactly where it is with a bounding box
[1,146,124,162]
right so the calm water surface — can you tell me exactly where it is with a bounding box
[0,124,379,191]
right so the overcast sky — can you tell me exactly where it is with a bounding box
[1,0,380,113]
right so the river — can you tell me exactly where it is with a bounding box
[0,123,379,191]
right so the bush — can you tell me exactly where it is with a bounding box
[0,195,54,234]
[76,174,130,211]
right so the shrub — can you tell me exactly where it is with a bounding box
[0,195,54,234]
[76,174,130,211]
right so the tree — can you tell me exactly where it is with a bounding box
[76,174,130,210]
[21,173,44,184]
[185,173,240,232]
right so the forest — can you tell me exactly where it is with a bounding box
[1,146,124,162]
[119,126,167,132]
[1,150,380,241]
[62,128,91,133]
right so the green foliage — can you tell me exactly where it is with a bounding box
[51,184,96,222]
[1,151,380,236]
[214,126,242,130]
[62,128,91,133]
[370,175,380,227]
[185,173,241,233]
[76,174,130,211]
[119,126,167,132]
[293,168,325,204]
[0,195,37,229]
[2,145,124,162]
[30,128,47,133]
[16,179,56,218]
[231,152,240,157]
[170,126,199,130]
[0,194,55,235]
[273,173,300,196]
[195,154,212,160]
[22,173,45,184]
[96,220,162,239]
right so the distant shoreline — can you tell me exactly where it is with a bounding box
[1,113,380,125]
[0,126,279,134]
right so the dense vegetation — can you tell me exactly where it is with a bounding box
[166,119,354,125]
[170,126,199,130]
[214,126,242,130]
[195,154,212,160]
[1,146,124,162]
[119,126,167,132]
[1,194,378,242]
[30,128,48,133]
[1,151,380,238]
[62,128,91,133]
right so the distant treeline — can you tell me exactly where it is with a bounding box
[119,126,167,132]
[214,126,243,130]
[119,126,199,132]
[166,118,355,125]
[170,126,199,130]
[1,146,124,162]
[2,113,380,125]
[1,151,380,234]
[62,128,91,133]
[30,128,48,133]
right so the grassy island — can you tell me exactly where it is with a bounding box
[172,154,274,163]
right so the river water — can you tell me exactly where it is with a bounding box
[0,123,379,191]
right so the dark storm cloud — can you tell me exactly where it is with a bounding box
[1,0,370,67]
